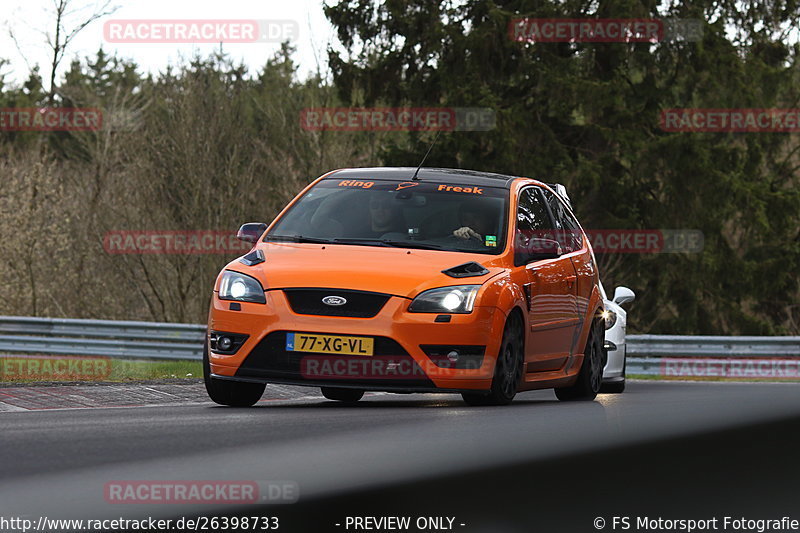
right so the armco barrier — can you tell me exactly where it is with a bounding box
[1,318,798,374]
[626,334,800,376]
[0,316,205,361]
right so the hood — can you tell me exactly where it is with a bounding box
[227,242,506,298]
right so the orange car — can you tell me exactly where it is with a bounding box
[204,167,605,406]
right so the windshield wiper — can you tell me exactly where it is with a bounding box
[269,236,391,247]
[379,240,443,250]
[332,238,443,250]
[329,238,392,247]
[267,235,334,244]
[268,236,443,251]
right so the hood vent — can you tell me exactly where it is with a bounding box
[239,249,265,266]
[441,262,489,278]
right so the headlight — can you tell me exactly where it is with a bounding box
[218,271,266,304]
[601,309,617,330]
[409,285,480,314]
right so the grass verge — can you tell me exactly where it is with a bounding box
[0,355,203,383]
[629,374,800,383]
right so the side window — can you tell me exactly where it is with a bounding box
[542,190,583,253]
[515,188,560,263]
[517,188,553,234]
[560,207,583,252]
[544,190,564,230]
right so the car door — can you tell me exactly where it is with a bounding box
[514,187,579,374]
[542,189,594,355]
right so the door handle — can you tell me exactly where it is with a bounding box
[565,275,577,288]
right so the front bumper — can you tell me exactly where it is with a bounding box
[208,289,507,392]
[602,341,626,380]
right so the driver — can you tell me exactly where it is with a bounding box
[453,200,494,242]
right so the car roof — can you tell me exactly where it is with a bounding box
[325,167,529,189]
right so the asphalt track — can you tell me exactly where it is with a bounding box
[1,381,800,532]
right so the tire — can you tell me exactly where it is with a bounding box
[321,387,364,402]
[600,379,626,394]
[462,312,524,406]
[203,338,266,407]
[555,318,604,401]
[600,357,626,394]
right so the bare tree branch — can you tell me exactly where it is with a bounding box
[46,0,120,104]
[7,27,35,75]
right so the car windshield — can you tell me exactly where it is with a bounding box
[267,178,508,254]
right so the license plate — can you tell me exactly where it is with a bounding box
[285,333,374,356]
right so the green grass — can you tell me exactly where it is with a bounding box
[109,360,203,382]
[629,374,800,383]
[0,356,203,383]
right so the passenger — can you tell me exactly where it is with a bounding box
[366,192,405,238]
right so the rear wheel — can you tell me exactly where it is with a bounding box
[203,338,266,407]
[462,312,524,406]
[321,387,364,403]
[555,318,604,401]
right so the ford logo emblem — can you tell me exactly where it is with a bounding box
[322,296,347,306]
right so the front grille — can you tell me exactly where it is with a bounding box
[282,288,391,318]
[234,331,434,388]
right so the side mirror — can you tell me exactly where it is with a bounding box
[515,237,562,265]
[236,222,268,243]
[613,286,636,306]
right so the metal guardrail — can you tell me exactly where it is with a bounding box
[0,317,798,374]
[627,334,800,357]
[0,316,206,361]
[626,334,800,376]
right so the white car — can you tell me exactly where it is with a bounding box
[545,183,636,393]
[600,283,635,393]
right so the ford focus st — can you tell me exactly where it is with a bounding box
[204,167,605,406]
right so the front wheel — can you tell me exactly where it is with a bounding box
[203,339,266,407]
[462,312,524,406]
[555,318,604,401]
[600,379,626,394]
